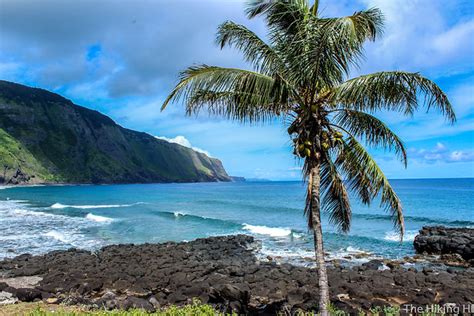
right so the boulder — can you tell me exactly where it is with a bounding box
[414,226,473,263]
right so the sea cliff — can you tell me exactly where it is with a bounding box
[0,80,231,185]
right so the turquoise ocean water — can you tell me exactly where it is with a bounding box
[1,179,473,264]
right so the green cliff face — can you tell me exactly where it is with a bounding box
[0,80,231,184]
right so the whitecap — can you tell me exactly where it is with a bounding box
[51,202,140,209]
[346,246,366,253]
[85,213,113,223]
[242,224,292,237]
[14,208,52,217]
[292,232,305,239]
[44,231,73,243]
[0,200,106,259]
[174,211,186,217]
[384,230,417,242]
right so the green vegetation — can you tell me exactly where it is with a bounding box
[2,302,454,316]
[0,80,230,184]
[161,0,455,314]
[0,301,226,316]
[0,127,57,183]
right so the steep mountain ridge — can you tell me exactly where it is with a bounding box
[0,80,230,184]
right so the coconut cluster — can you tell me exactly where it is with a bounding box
[290,129,344,159]
[321,130,343,150]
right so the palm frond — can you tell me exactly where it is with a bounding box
[246,0,310,37]
[334,71,456,122]
[187,89,285,122]
[332,109,407,166]
[285,8,384,89]
[162,65,292,122]
[320,155,351,232]
[337,136,405,239]
[318,8,384,42]
[216,21,283,75]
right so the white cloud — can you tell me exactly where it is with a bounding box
[155,135,212,157]
[360,0,474,76]
[449,151,474,163]
[408,142,474,164]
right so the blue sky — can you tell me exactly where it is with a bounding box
[0,0,473,180]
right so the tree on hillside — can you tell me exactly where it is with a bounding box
[162,1,455,314]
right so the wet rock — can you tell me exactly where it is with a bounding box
[414,226,473,264]
[362,259,384,270]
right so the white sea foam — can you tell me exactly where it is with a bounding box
[292,232,305,239]
[384,230,418,242]
[85,213,113,223]
[242,224,292,237]
[346,246,366,253]
[44,231,73,243]
[14,208,55,218]
[0,200,107,258]
[174,211,186,217]
[51,202,140,209]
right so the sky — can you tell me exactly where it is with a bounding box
[0,0,473,180]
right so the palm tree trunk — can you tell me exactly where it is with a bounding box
[310,163,330,316]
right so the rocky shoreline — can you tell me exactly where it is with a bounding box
[0,234,473,314]
[414,226,473,267]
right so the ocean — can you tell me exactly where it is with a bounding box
[1,179,473,265]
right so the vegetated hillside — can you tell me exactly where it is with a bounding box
[0,80,230,184]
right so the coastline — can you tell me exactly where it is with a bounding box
[1,234,473,314]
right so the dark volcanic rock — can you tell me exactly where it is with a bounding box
[414,226,473,264]
[1,234,473,314]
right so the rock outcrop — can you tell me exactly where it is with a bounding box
[414,226,473,266]
[1,235,473,314]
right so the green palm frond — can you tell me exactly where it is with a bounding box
[187,89,284,122]
[162,65,292,122]
[309,0,319,16]
[246,0,310,37]
[337,136,405,239]
[319,8,384,42]
[320,155,351,232]
[332,109,407,166]
[216,21,283,75]
[334,71,456,122]
[286,8,384,89]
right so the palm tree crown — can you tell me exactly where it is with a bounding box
[163,0,454,237]
[162,2,455,313]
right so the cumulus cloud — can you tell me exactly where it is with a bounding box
[360,0,474,76]
[0,0,263,97]
[155,135,211,157]
[408,142,474,164]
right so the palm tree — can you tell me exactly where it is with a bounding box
[162,1,455,314]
